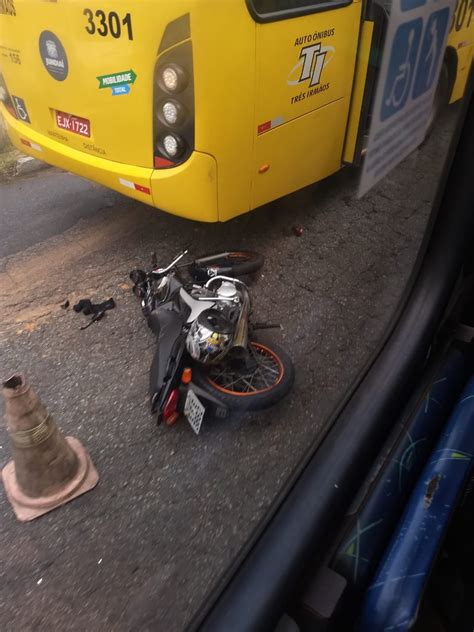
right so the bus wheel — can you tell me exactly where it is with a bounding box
[425,62,450,139]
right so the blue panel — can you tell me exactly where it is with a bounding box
[361,376,474,631]
[411,8,450,99]
[381,19,422,121]
[400,0,426,11]
[332,349,466,587]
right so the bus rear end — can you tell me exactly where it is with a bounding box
[0,0,253,221]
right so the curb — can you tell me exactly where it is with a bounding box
[15,155,50,177]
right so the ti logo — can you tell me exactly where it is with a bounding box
[288,42,335,87]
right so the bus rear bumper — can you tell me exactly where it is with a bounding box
[150,151,218,223]
[2,107,219,222]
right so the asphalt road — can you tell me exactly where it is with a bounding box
[0,109,459,631]
[0,171,116,259]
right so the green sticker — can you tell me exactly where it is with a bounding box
[97,69,137,90]
[450,451,469,460]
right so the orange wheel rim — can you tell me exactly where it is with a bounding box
[207,343,284,396]
[228,252,249,259]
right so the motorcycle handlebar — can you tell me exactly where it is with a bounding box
[151,249,189,278]
[204,275,248,290]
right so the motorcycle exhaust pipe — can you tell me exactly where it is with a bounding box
[231,288,250,351]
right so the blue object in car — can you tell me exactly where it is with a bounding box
[332,349,466,588]
[360,375,474,631]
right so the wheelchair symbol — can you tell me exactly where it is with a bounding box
[381,19,423,121]
[384,29,416,110]
[12,95,31,123]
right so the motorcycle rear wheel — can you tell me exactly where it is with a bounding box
[191,341,294,411]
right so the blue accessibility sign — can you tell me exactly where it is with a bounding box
[112,84,131,96]
[412,8,450,99]
[359,0,455,196]
[380,18,423,121]
[12,95,31,123]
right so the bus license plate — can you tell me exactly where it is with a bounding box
[184,389,205,435]
[55,110,91,137]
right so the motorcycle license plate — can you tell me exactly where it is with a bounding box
[184,389,206,435]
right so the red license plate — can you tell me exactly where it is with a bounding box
[55,110,90,137]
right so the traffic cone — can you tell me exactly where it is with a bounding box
[1,374,99,521]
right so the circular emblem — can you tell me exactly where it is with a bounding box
[39,31,68,81]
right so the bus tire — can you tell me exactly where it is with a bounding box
[425,62,450,139]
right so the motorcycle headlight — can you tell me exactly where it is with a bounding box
[186,309,234,364]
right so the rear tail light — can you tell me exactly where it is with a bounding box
[160,100,186,126]
[163,388,180,425]
[158,64,188,94]
[154,156,175,169]
[181,367,192,385]
[153,37,194,169]
[160,133,185,159]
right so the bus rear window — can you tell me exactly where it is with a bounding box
[247,0,350,21]
[250,0,341,15]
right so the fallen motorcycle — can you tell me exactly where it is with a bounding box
[130,250,294,434]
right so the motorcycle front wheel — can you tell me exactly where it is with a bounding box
[191,342,294,411]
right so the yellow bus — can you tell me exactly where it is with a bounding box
[0,0,472,222]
